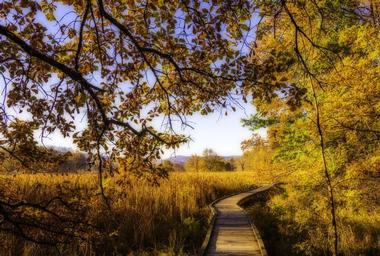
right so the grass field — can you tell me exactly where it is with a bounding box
[0,171,257,255]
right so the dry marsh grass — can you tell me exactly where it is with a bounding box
[0,171,257,255]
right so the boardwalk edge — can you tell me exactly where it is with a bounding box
[237,185,275,256]
[199,185,274,256]
[198,189,253,256]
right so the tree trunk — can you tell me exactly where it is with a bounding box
[310,81,339,256]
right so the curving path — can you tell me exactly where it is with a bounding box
[205,186,272,256]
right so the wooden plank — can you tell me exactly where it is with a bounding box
[205,186,272,256]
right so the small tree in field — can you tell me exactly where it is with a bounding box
[185,154,203,172]
[202,148,228,172]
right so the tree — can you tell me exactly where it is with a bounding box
[184,149,235,172]
[0,0,256,177]
[160,160,175,172]
[1,0,378,253]
[184,154,203,172]
[60,151,89,172]
[236,158,246,172]
[202,148,228,171]
[241,1,380,255]
[224,158,235,171]
[239,133,274,180]
[0,120,68,172]
[0,0,257,246]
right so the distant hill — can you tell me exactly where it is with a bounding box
[47,146,74,153]
[166,155,189,164]
[223,155,240,160]
[166,155,240,164]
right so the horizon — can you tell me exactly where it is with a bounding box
[37,99,267,158]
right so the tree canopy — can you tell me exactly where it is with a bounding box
[0,0,256,178]
[0,0,379,254]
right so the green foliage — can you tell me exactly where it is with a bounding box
[273,122,312,161]
[241,113,278,130]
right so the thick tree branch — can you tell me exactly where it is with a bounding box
[74,0,90,72]
[0,25,146,138]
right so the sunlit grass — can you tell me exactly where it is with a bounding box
[0,171,257,255]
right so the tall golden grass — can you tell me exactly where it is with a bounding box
[0,171,257,255]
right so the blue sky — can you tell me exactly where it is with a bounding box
[163,101,258,158]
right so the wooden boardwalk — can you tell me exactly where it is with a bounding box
[205,186,271,256]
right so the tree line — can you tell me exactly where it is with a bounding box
[0,144,89,173]
[180,149,236,172]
